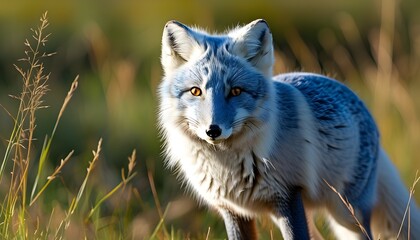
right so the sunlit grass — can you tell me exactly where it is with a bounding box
[0,12,138,240]
[0,11,56,239]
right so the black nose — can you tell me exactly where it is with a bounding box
[206,125,222,139]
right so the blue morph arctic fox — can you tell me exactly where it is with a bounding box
[158,19,420,239]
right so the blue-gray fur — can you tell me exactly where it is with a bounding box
[278,73,379,203]
[276,73,378,238]
[158,19,420,240]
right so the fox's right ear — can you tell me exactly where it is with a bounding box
[229,19,274,78]
[161,20,202,75]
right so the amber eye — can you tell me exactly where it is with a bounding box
[230,87,242,97]
[190,87,202,96]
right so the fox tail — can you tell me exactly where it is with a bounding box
[371,148,420,239]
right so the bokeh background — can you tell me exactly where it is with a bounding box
[0,0,419,239]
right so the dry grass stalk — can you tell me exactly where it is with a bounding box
[54,138,103,238]
[324,180,371,240]
[29,150,74,206]
[397,171,420,239]
[30,76,79,204]
[86,149,138,220]
[0,11,56,239]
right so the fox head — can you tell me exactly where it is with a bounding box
[159,19,275,149]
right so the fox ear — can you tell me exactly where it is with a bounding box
[229,19,274,77]
[161,20,202,74]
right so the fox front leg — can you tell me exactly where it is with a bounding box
[219,209,258,240]
[271,189,310,240]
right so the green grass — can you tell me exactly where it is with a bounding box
[0,12,139,240]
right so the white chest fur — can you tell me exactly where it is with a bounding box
[179,144,273,216]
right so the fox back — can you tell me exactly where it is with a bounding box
[158,19,420,240]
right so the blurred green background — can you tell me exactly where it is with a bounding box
[1,0,420,239]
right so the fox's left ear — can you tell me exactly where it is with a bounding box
[229,19,274,78]
[161,20,204,75]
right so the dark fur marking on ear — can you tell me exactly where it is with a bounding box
[166,30,187,62]
[165,21,193,62]
[258,29,267,46]
[167,31,177,49]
